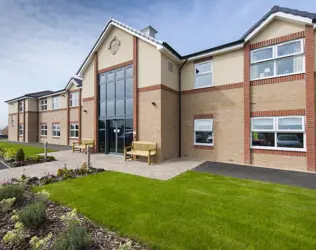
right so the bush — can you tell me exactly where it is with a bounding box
[0,183,25,201]
[18,202,46,229]
[52,224,91,250]
[15,149,25,161]
[0,197,16,212]
[2,222,25,245]
[47,156,56,161]
[30,233,53,250]
[3,148,18,160]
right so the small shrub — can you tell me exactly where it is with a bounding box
[78,162,88,175]
[37,189,50,202]
[47,156,56,161]
[118,241,133,250]
[18,202,46,229]
[15,148,25,161]
[30,233,53,250]
[2,222,25,245]
[0,197,16,212]
[61,208,80,227]
[0,183,25,201]
[52,224,91,250]
[4,148,17,160]
[33,155,43,163]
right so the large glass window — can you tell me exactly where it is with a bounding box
[250,39,305,80]
[98,65,133,119]
[195,61,212,88]
[251,116,305,150]
[194,119,213,146]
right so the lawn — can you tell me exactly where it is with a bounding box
[0,141,56,157]
[40,171,316,250]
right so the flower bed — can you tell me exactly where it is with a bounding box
[0,166,147,250]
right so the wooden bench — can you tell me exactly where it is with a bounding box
[124,141,157,165]
[72,139,94,153]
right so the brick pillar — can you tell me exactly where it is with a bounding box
[305,25,316,171]
[79,88,82,143]
[133,36,138,141]
[244,42,251,164]
[93,52,99,152]
[66,93,70,146]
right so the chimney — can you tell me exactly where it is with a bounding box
[140,26,158,38]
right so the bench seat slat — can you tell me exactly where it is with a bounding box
[126,150,156,156]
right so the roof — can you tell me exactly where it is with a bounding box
[5,90,54,103]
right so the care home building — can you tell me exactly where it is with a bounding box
[5,6,316,172]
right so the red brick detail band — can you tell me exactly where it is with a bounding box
[182,82,243,95]
[250,73,305,86]
[244,42,251,165]
[98,60,133,74]
[82,97,95,102]
[194,114,214,119]
[305,25,316,171]
[250,31,305,49]
[194,145,214,150]
[251,149,306,157]
[251,109,306,117]
[138,84,178,95]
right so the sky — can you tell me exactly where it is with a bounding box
[1,0,316,129]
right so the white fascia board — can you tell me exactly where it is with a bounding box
[157,45,182,63]
[186,43,244,62]
[37,91,67,99]
[6,97,35,104]
[245,12,313,42]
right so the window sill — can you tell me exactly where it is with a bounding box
[52,136,60,138]
[40,136,47,138]
[193,85,213,90]
[251,146,306,152]
[250,71,305,81]
[194,144,214,150]
[69,137,79,139]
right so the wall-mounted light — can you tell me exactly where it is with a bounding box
[61,94,66,98]
[83,109,88,113]
[151,102,156,106]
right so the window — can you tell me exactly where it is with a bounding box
[52,124,60,137]
[19,125,23,136]
[251,116,305,151]
[194,119,213,146]
[69,92,79,107]
[52,96,60,110]
[195,61,212,88]
[41,124,47,136]
[69,124,79,138]
[19,102,23,112]
[40,99,47,111]
[12,115,15,126]
[250,39,305,80]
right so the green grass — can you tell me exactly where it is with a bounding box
[0,141,56,157]
[38,171,316,250]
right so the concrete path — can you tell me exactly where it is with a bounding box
[0,151,203,182]
[194,161,316,190]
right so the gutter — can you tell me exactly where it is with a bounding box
[178,58,188,157]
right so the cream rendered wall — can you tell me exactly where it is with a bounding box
[82,61,95,99]
[181,62,195,91]
[8,102,18,114]
[98,26,133,70]
[25,99,37,112]
[138,39,161,88]
[251,18,305,44]
[161,54,179,91]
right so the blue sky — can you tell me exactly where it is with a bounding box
[1,0,316,129]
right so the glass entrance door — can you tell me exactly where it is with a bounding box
[108,119,125,154]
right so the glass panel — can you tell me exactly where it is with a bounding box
[196,62,211,75]
[126,98,133,116]
[126,78,133,97]
[278,117,303,130]
[107,71,114,82]
[126,66,133,78]
[98,130,106,153]
[116,80,125,99]
[108,120,116,153]
[252,118,274,130]
[99,84,106,102]
[194,119,212,131]
[276,55,303,76]
[195,131,213,144]
[251,47,273,62]
[277,41,302,57]
[107,82,114,100]
[116,100,124,116]
[125,118,133,147]
[250,60,274,80]
[117,120,125,154]
[252,132,275,147]
[99,74,106,84]
[277,133,304,148]
[116,68,124,80]
[107,101,114,116]
[99,102,106,117]
[99,120,106,130]
[195,73,212,88]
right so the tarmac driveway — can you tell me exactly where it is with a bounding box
[193,161,316,190]
[0,161,8,170]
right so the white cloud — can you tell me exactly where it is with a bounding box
[0,0,316,129]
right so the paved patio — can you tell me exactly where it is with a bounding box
[0,151,203,182]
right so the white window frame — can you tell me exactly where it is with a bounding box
[41,124,47,136]
[69,92,79,107]
[40,99,47,111]
[69,124,79,138]
[52,96,60,110]
[251,116,306,152]
[250,39,305,80]
[194,61,213,89]
[12,115,15,126]
[52,124,61,137]
[19,124,23,136]
[193,119,214,146]
[19,102,23,112]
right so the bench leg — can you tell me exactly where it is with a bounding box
[124,149,127,161]
[148,152,150,165]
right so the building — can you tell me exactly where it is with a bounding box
[5,6,316,172]
[0,126,8,138]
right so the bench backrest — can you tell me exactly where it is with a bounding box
[132,141,156,151]
[81,139,94,145]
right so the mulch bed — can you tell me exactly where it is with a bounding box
[2,156,56,168]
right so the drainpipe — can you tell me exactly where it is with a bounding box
[178,58,188,158]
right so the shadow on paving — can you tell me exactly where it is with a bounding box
[193,161,316,190]
[0,162,8,170]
